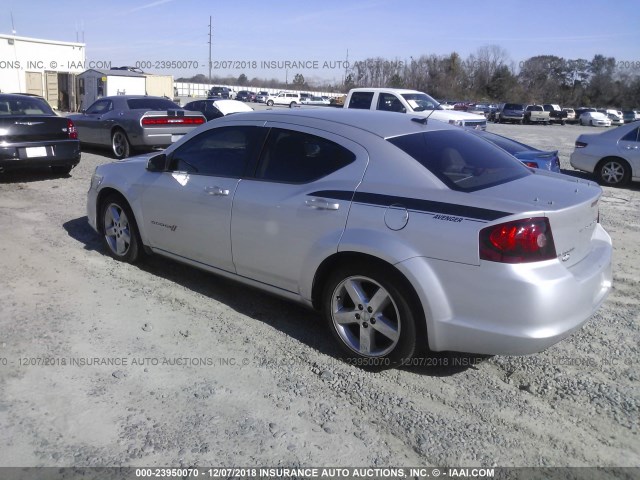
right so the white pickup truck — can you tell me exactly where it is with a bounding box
[343,88,486,130]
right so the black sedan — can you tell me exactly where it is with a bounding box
[182,99,253,121]
[235,91,256,102]
[0,94,80,175]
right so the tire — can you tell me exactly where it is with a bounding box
[99,194,142,263]
[266,100,274,106]
[597,158,631,186]
[289,101,297,108]
[51,165,72,175]
[111,129,131,159]
[591,120,595,127]
[560,120,565,126]
[322,263,420,365]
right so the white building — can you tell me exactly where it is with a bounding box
[0,33,86,110]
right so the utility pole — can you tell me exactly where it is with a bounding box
[208,16,212,87]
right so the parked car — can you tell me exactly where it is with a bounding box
[579,112,612,127]
[494,103,525,124]
[606,113,624,126]
[574,107,597,120]
[300,95,330,105]
[208,87,231,99]
[0,93,80,174]
[543,104,568,125]
[182,99,253,121]
[343,88,486,130]
[622,111,638,123]
[267,92,301,107]
[571,121,640,186]
[68,96,206,159]
[235,91,255,102]
[87,109,612,361]
[563,108,576,123]
[255,91,271,103]
[472,130,560,173]
[524,105,550,125]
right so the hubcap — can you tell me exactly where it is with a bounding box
[602,162,624,184]
[113,132,127,157]
[331,276,400,357]
[103,203,131,256]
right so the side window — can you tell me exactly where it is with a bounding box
[348,92,374,109]
[377,93,405,113]
[621,127,639,142]
[86,100,112,114]
[257,128,356,183]
[169,126,266,177]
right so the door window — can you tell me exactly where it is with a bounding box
[256,128,356,183]
[85,99,113,114]
[169,126,266,177]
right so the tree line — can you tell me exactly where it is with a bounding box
[178,46,640,108]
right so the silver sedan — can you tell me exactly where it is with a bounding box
[87,109,612,363]
[571,121,640,186]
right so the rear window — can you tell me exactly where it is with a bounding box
[387,130,530,192]
[348,92,374,109]
[504,103,524,110]
[0,95,54,115]
[472,131,534,155]
[126,98,181,110]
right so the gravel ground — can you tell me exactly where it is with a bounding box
[0,119,638,472]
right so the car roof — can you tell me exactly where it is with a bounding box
[99,95,170,101]
[349,88,423,95]
[216,108,454,139]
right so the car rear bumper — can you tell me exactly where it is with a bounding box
[397,224,612,355]
[0,140,80,171]
[134,127,196,148]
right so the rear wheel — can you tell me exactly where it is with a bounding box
[266,100,274,106]
[289,101,297,108]
[323,264,420,365]
[111,129,131,159]
[597,158,630,186]
[100,194,142,263]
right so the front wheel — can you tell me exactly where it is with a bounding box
[266,100,274,107]
[111,129,131,159]
[597,158,630,186]
[323,264,420,364]
[100,194,142,263]
[289,101,297,108]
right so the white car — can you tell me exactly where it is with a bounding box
[579,112,612,127]
[301,95,330,105]
[266,92,301,107]
[571,121,640,186]
[87,109,612,360]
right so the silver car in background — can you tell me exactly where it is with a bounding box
[87,109,612,363]
[571,121,640,185]
[69,96,206,159]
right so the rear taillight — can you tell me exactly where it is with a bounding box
[575,141,587,148]
[141,116,205,126]
[522,161,538,169]
[67,119,78,139]
[479,217,556,263]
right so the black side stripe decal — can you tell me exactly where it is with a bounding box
[309,190,511,222]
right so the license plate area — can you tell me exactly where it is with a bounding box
[25,146,48,158]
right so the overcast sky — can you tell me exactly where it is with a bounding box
[3,0,639,84]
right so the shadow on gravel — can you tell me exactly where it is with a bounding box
[0,168,72,183]
[561,169,640,192]
[63,214,480,376]
[62,216,103,252]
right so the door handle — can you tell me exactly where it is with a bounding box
[624,146,638,150]
[305,198,339,210]
[205,186,229,196]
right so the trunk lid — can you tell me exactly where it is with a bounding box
[475,172,602,268]
[0,115,71,142]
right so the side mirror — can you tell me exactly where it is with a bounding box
[146,153,167,172]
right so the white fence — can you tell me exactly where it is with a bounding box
[175,82,338,98]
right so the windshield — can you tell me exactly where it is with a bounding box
[401,93,440,112]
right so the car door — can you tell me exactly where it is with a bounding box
[140,124,267,272]
[231,124,369,294]
[73,99,113,144]
[618,126,640,175]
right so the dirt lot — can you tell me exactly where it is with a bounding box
[0,119,638,470]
